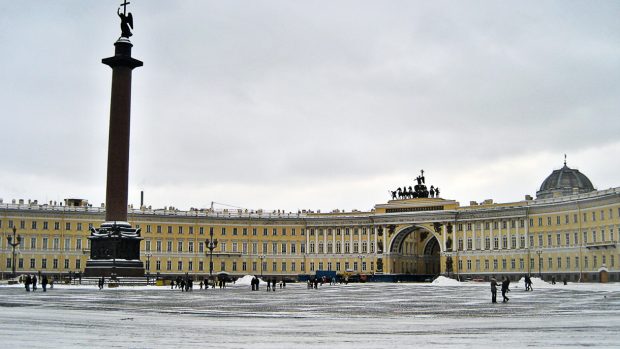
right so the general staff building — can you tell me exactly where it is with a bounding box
[1,163,619,282]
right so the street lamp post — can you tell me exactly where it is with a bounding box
[205,230,218,279]
[6,227,22,278]
[536,249,543,279]
[358,255,364,273]
[145,253,152,285]
[259,255,265,277]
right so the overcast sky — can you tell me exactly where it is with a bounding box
[1,1,619,212]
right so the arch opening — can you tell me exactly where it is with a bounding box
[389,225,441,277]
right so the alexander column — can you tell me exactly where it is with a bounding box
[85,1,144,278]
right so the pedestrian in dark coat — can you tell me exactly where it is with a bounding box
[501,277,510,302]
[42,275,48,292]
[271,279,276,292]
[490,277,499,303]
[25,275,31,292]
[32,275,38,291]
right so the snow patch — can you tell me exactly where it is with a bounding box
[432,276,461,286]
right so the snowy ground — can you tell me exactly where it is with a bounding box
[1,277,619,348]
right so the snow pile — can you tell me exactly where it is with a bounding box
[432,276,462,286]
[234,275,268,286]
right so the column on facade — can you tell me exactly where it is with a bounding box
[490,221,494,251]
[472,221,476,251]
[498,221,503,250]
[373,226,378,254]
[332,227,336,255]
[323,227,327,255]
[442,223,447,252]
[366,225,371,254]
[452,222,456,252]
[358,226,363,254]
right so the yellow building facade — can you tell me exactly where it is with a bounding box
[1,164,619,282]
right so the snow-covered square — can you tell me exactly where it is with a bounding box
[1,277,619,348]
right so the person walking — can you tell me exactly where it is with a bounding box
[490,276,499,303]
[501,277,510,302]
[42,275,48,292]
[32,275,38,292]
[524,275,533,291]
[25,275,31,292]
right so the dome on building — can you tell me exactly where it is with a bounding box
[536,160,595,199]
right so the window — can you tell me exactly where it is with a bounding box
[30,258,36,268]
[272,243,277,254]
[157,225,162,234]
[75,259,81,270]
[156,260,161,271]
[252,228,257,236]
[53,237,59,250]
[167,241,172,252]
[178,226,183,234]
[30,237,37,249]
[167,226,172,234]
[31,221,37,230]
[177,260,183,271]
[65,222,71,231]
[281,243,287,254]
[221,261,226,271]
[233,228,237,236]
[189,227,194,235]
[166,261,172,271]
[177,241,184,252]
[77,223,82,231]
[199,227,204,235]
[188,241,194,253]
[272,228,277,236]
[156,240,162,252]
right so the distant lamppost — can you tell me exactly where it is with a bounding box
[205,230,218,278]
[6,227,22,278]
[358,255,365,273]
[145,253,152,272]
[536,249,543,278]
[259,255,266,277]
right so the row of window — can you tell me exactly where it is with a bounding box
[0,220,90,231]
[458,254,617,271]
[457,229,616,251]
[308,241,375,254]
[139,225,304,237]
[308,227,373,236]
[0,236,87,251]
[6,257,81,271]
[145,240,307,255]
[454,208,620,232]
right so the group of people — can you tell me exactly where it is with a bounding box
[21,274,51,292]
[170,275,195,291]
[265,278,284,291]
[490,276,511,303]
